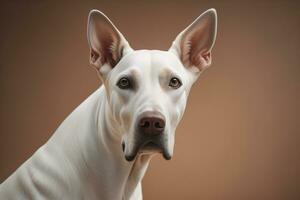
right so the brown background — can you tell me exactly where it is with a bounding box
[0,0,299,199]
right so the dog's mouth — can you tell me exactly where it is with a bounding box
[122,138,172,161]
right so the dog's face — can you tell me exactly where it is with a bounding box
[103,50,193,161]
[87,9,217,161]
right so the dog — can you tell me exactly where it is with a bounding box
[0,8,217,200]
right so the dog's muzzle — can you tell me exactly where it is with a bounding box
[123,111,172,161]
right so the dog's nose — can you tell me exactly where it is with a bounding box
[138,111,165,135]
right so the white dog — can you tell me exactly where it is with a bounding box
[0,8,217,200]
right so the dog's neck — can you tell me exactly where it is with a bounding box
[47,87,152,199]
[95,87,153,199]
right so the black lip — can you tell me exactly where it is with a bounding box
[125,154,136,162]
[123,137,171,162]
[140,140,161,150]
[162,151,172,160]
[122,141,125,152]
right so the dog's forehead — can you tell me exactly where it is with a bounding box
[114,50,185,74]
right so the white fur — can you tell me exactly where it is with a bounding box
[0,8,217,200]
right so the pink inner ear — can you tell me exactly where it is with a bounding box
[185,40,212,70]
[99,32,118,66]
[91,49,100,63]
[190,51,211,71]
[180,17,214,71]
[92,20,122,68]
[201,51,211,65]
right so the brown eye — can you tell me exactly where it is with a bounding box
[169,77,182,89]
[117,77,131,89]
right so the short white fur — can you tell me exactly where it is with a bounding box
[0,8,217,200]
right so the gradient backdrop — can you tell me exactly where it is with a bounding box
[0,0,299,199]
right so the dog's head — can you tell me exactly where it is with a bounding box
[87,9,217,161]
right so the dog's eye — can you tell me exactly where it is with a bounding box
[117,77,131,89]
[169,77,182,89]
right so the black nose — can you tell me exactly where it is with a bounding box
[138,111,165,135]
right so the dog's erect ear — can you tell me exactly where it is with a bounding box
[87,10,133,75]
[169,8,217,73]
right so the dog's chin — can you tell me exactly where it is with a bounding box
[123,140,172,162]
